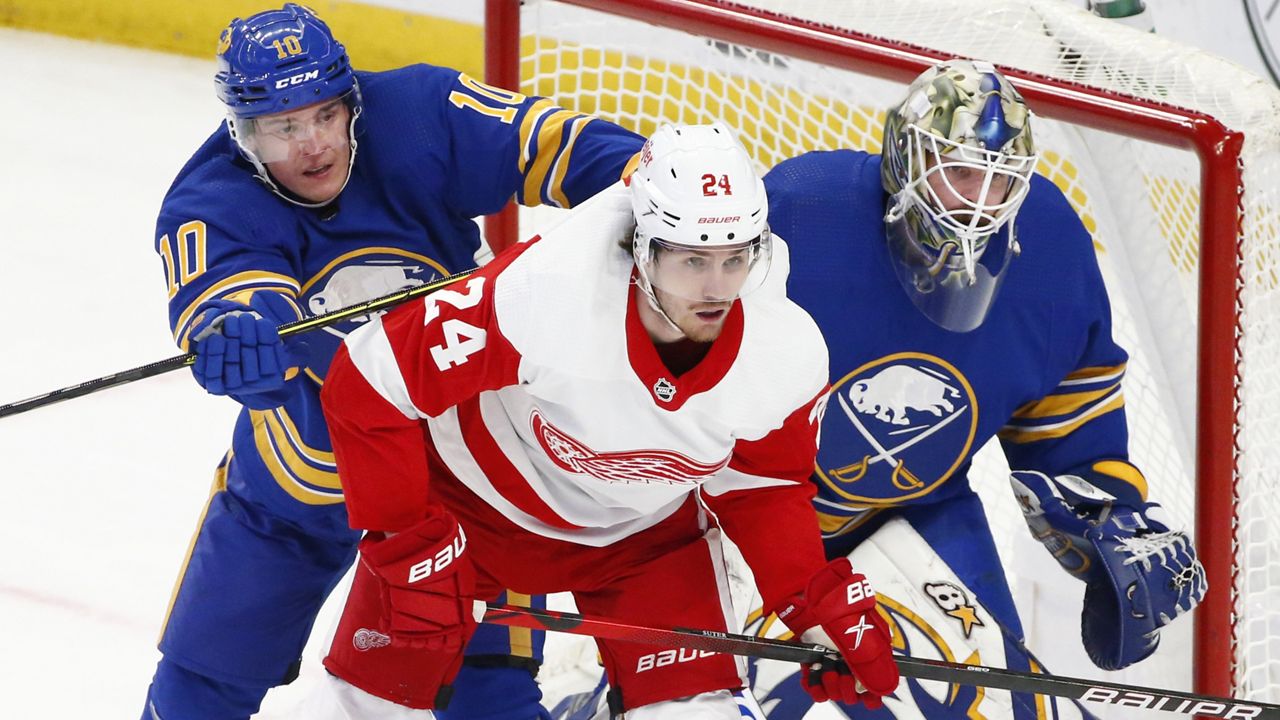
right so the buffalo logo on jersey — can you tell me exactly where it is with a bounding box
[304,256,448,336]
[298,252,449,378]
[816,353,978,505]
[530,409,729,484]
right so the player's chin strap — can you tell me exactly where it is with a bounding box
[247,104,362,210]
[631,230,687,338]
[632,274,685,337]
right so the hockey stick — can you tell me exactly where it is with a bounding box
[481,603,1280,719]
[0,269,476,419]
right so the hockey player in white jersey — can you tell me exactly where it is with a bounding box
[306,123,900,719]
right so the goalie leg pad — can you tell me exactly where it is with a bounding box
[743,499,1088,719]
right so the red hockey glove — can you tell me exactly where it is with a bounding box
[360,511,476,650]
[323,508,477,709]
[777,558,899,709]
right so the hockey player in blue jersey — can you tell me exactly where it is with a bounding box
[742,60,1208,719]
[142,5,643,719]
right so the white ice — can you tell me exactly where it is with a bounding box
[0,28,594,719]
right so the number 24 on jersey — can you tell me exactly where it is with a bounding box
[425,277,487,371]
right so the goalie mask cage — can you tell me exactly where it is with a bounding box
[483,0,1280,709]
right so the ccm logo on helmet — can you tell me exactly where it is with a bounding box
[407,526,468,583]
[697,216,741,224]
[275,69,320,89]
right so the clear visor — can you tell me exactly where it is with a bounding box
[638,233,772,304]
[886,206,1018,332]
[232,93,354,164]
[910,128,1037,241]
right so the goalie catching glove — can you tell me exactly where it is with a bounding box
[1010,469,1207,670]
[777,558,900,708]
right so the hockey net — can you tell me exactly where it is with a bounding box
[484,0,1280,709]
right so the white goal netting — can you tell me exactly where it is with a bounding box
[495,0,1280,709]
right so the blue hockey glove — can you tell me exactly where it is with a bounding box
[1009,470,1207,671]
[189,293,301,409]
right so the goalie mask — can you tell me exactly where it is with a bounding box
[882,60,1038,332]
[630,122,772,317]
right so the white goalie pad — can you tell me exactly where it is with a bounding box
[735,517,1087,719]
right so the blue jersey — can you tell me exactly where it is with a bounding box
[155,65,643,518]
[764,150,1145,541]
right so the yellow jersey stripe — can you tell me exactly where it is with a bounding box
[504,592,535,658]
[620,151,642,180]
[1058,364,1126,386]
[516,98,558,177]
[219,289,305,322]
[1010,380,1122,420]
[545,116,591,209]
[1092,459,1150,500]
[174,272,300,349]
[522,109,581,207]
[158,454,230,642]
[255,410,343,489]
[270,407,337,465]
[999,393,1125,443]
[816,507,881,537]
[251,412,345,504]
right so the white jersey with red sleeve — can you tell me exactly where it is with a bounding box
[321,183,832,609]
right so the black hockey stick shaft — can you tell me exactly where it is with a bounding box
[0,269,476,419]
[482,603,1280,719]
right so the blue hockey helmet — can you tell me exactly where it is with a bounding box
[881,60,1038,332]
[214,4,362,206]
[215,3,357,120]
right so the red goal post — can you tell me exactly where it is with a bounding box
[483,0,1278,705]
